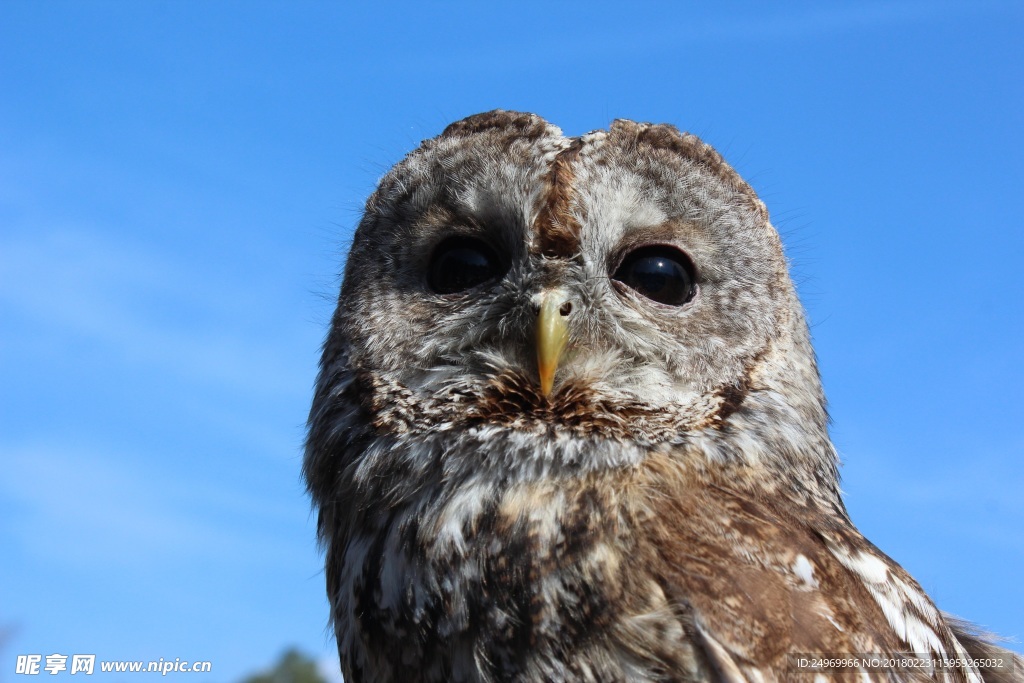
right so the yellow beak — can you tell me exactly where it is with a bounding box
[536,290,571,397]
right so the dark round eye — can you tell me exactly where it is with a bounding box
[612,246,696,306]
[427,237,503,294]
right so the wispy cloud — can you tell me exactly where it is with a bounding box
[842,445,1024,553]
[0,440,307,571]
[380,0,1017,75]
[667,1,997,42]
[0,228,313,400]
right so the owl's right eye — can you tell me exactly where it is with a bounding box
[427,237,504,294]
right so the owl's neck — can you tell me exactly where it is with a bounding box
[344,418,845,535]
[316,359,842,514]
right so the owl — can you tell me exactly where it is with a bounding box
[304,111,1020,682]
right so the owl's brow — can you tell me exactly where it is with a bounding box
[531,138,585,260]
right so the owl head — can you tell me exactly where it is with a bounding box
[307,110,839,508]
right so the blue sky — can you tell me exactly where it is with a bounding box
[1,1,1021,680]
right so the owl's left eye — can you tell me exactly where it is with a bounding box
[612,246,696,306]
[427,237,504,294]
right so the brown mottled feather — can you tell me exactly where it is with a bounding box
[305,111,1018,682]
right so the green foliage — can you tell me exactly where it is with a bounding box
[240,649,329,683]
